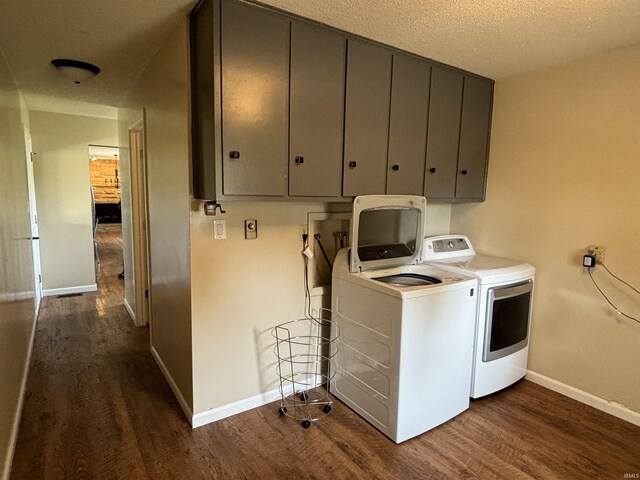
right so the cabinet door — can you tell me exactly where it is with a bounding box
[424,66,463,199]
[456,76,493,200]
[343,39,392,197]
[386,54,430,195]
[221,0,289,196]
[289,22,346,197]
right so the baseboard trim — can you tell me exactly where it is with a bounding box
[192,388,282,428]
[150,346,193,425]
[526,370,640,427]
[42,284,97,297]
[2,310,38,480]
[123,298,135,323]
[192,375,321,429]
[0,291,34,302]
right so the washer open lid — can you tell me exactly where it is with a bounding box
[350,195,427,273]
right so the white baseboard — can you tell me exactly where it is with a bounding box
[2,310,38,480]
[192,387,283,428]
[526,370,640,427]
[192,375,322,429]
[0,291,34,302]
[42,284,97,297]
[150,346,193,424]
[123,298,135,323]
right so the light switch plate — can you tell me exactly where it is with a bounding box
[213,220,226,240]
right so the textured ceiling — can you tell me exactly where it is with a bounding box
[262,0,640,78]
[1,0,639,118]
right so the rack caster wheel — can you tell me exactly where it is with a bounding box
[301,420,311,428]
[299,392,308,401]
[278,407,287,415]
[323,404,332,414]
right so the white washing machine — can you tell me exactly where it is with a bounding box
[422,235,535,399]
[330,196,478,443]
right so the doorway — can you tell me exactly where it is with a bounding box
[88,144,122,270]
[126,113,151,328]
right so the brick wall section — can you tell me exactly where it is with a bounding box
[90,158,121,203]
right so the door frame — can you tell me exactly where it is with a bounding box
[23,125,42,314]
[127,111,151,328]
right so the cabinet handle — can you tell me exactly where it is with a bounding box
[294,156,304,165]
[349,161,357,168]
[460,169,468,175]
[229,151,240,159]
[392,164,399,171]
[429,167,436,173]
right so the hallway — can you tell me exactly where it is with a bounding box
[10,229,196,478]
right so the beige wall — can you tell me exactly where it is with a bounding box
[115,15,456,417]
[30,111,118,293]
[0,50,36,479]
[118,21,194,410]
[191,201,452,414]
[451,45,640,412]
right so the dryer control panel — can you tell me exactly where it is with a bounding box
[422,234,476,260]
[432,237,470,253]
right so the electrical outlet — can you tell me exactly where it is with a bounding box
[299,225,308,239]
[587,245,606,263]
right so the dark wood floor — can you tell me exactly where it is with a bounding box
[11,228,640,479]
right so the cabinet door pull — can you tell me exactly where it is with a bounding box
[392,164,399,171]
[349,161,357,168]
[429,167,436,173]
[294,156,304,165]
[229,151,240,159]
[460,169,468,175]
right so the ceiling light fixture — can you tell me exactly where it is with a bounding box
[51,58,101,84]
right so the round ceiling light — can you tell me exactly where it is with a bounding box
[51,58,101,84]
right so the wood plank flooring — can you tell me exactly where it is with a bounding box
[11,228,640,479]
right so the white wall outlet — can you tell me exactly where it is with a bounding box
[587,245,606,263]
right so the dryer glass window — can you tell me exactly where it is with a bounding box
[484,281,533,362]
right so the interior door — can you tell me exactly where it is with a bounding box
[24,126,42,312]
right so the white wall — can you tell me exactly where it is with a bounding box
[29,111,118,294]
[0,49,36,480]
[451,45,640,412]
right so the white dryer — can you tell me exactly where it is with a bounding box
[331,196,478,443]
[422,235,535,399]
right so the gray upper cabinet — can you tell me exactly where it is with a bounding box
[289,22,346,197]
[190,0,493,203]
[424,66,464,199]
[386,54,430,195]
[221,0,289,196]
[424,66,493,201]
[343,39,392,197]
[457,76,493,200]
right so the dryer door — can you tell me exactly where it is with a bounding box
[350,195,426,273]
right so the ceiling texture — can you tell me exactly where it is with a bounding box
[1,0,639,118]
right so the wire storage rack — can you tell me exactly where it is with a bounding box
[272,309,339,428]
